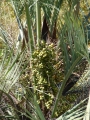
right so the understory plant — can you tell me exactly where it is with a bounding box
[0,0,90,120]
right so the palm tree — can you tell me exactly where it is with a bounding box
[0,0,90,119]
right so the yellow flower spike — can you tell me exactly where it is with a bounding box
[48,93,51,96]
[49,100,53,104]
[39,63,43,68]
[43,54,47,58]
[45,102,50,109]
[51,94,54,99]
[55,112,58,117]
[40,86,44,90]
[42,48,46,51]
[43,79,47,84]
[38,78,43,84]
[37,100,40,104]
[40,95,44,100]
[18,87,22,92]
[49,43,54,48]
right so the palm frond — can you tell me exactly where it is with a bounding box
[83,90,90,120]
[56,98,88,120]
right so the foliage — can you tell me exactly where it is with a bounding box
[0,0,90,120]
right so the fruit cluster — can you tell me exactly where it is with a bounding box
[31,41,61,111]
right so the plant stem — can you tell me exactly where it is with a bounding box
[25,2,34,55]
[36,0,41,46]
